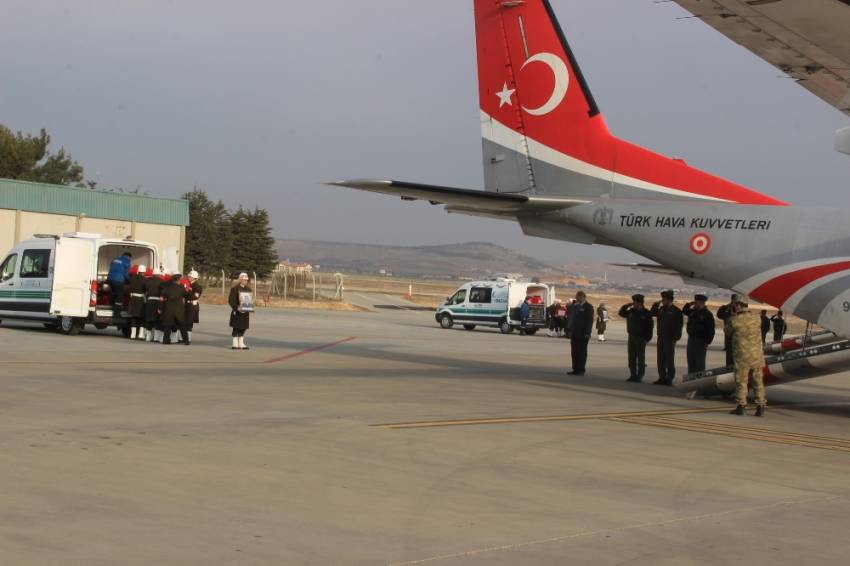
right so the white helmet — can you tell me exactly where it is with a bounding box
[188,270,199,281]
[137,264,147,273]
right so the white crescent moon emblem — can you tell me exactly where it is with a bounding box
[520,52,570,116]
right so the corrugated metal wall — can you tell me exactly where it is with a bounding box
[0,178,189,226]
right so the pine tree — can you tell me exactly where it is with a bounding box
[183,188,233,276]
[247,207,278,276]
[228,206,252,277]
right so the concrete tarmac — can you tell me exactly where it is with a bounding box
[1,305,849,565]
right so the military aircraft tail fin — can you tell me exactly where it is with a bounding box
[474,0,787,205]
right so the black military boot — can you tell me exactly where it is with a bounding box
[754,405,765,417]
[730,404,745,415]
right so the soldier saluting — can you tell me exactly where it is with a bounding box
[683,294,716,374]
[619,294,654,383]
[650,290,684,386]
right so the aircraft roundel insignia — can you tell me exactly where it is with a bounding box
[690,233,711,255]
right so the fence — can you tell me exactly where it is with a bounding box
[198,266,345,304]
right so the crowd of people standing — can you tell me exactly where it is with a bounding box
[545,289,777,416]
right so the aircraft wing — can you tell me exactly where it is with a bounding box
[327,180,589,216]
[615,263,718,289]
[671,0,850,117]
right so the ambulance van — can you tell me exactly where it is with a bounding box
[0,232,160,335]
[435,279,553,334]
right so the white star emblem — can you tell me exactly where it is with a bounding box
[495,82,515,108]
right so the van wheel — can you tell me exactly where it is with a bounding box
[463,324,476,331]
[94,323,108,330]
[525,328,538,336]
[439,314,454,329]
[499,318,514,334]
[59,316,82,336]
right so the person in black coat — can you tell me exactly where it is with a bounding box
[760,309,771,344]
[771,310,788,343]
[183,270,203,344]
[161,274,189,345]
[229,272,253,350]
[619,294,654,382]
[126,264,148,340]
[142,269,164,342]
[683,294,716,374]
[716,294,738,367]
[650,290,684,385]
[568,291,595,376]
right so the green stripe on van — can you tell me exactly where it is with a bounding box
[0,290,51,299]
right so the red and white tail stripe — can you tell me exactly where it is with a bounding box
[474,0,787,205]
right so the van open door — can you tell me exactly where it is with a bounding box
[50,238,94,317]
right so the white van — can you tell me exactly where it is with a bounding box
[0,233,160,335]
[435,279,553,334]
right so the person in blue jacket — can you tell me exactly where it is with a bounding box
[519,297,531,335]
[107,252,132,316]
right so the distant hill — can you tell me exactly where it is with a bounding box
[276,239,559,279]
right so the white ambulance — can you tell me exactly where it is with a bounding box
[0,233,161,335]
[435,279,553,334]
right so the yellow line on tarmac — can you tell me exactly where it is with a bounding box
[609,416,850,454]
[374,406,730,429]
[632,415,850,446]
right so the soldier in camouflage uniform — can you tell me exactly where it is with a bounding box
[729,295,767,417]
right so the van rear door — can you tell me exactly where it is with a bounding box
[50,238,94,317]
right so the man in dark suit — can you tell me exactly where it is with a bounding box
[568,291,595,376]
[651,290,684,385]
[683,294,716,374]
[619,294,654,382]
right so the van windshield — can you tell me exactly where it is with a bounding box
[450,290,467,305]
[0,254,17,282]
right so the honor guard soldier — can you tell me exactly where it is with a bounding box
[161,273,189,345]
[183,270,203,345]
[650,290,683,385]
[229,272,254,350]
[143,268,164,342]
[567,291,594,376]
[683,294,716,374]
[596,302,608,342]
[729,296,767,416]
[126,264,147,340]
[619,294,654,382]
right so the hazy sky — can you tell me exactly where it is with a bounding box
[2,0,848,263]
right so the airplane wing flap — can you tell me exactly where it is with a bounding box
[327,179,588,214]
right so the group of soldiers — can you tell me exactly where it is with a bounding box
[108,253,256,349]
[112,260,203,345]
[558,289,772,417]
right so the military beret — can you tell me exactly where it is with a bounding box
[632,294,645,303]
[694,294,708,302]
[661,290,675,300]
